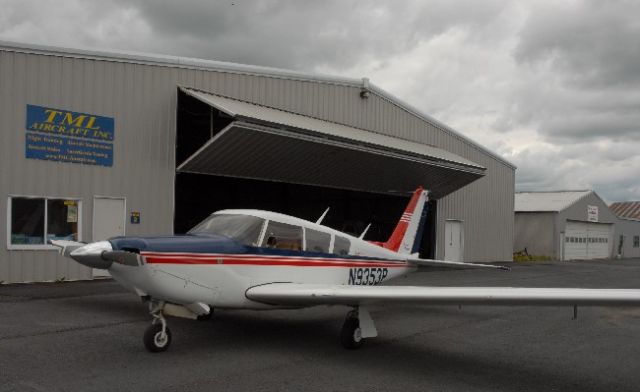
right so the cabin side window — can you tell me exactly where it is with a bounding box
[188,214,265,246]
[261,221,303,251]
[333,236,351,256]
[305,228,331,253]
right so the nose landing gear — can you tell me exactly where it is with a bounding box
[144,301,172,352]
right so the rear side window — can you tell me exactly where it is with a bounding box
[333,236,351,256]
[261,221,303,251]
[305,229,331,253]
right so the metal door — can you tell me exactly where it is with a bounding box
[92,197,126,277]
[444,220,463,262]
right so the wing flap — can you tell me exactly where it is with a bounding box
[246,283,640,307]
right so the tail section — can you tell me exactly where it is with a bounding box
[384,187,429,254]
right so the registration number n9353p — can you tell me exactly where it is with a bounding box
[348,267,388,286]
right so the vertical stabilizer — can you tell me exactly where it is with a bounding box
[384,187,429,254]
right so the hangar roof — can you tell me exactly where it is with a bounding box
[177,87,486,198]
[515,191,592,212]
[610,202,640,220]
[0,40,514,170]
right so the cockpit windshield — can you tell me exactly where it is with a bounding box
[188,214,265,246]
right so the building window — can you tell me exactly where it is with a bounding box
[8,196,81,249]
[634,236,640,248]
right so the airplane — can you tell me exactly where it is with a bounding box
[52,187,640,353]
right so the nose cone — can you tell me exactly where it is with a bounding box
[70,241,113,269]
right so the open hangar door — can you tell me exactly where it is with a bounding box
[174,88,485,259]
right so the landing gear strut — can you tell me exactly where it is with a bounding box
[144,301,172,352]
[341,311,363,349]
[340,307,377,350]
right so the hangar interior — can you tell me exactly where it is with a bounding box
[174,88,452,258]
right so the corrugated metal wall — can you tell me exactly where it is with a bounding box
[555,192,618,258]
[0,46,514,283]
[615,219,640,258]
[514,212,556,258]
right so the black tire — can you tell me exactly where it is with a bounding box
[340,317,364,350]
[197,309,214,321]
[143,323,172,352]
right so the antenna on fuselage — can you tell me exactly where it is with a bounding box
[358,223,372,239]
[316,207,330,225]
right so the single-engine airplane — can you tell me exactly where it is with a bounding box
[52,187,640,352]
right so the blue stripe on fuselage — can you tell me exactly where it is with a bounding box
[109,234,402,263]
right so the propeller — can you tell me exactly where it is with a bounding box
[58,241,142,269]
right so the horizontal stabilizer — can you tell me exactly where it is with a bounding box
[246,283,640,307]
[407,257,510,271]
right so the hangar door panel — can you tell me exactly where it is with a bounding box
[564,221,612,260]
[176,87,486,199]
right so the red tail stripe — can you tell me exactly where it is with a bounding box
[384,186,423,251]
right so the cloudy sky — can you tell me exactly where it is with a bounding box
[1,0,639,202]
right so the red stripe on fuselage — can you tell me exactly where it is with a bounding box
[141,252,408,268]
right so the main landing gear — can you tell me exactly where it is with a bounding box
[340,307,377,350]
[142,301,375,352]
[144,301,172,352]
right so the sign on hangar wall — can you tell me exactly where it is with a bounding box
[25,105,114,167]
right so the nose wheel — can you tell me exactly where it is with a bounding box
[144,301,172,352]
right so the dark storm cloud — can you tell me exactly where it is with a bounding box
[111,0,508,70]
[515,0,640,88]
[1,0,639,200]
[543,111,640,142]
[506,0,640,144]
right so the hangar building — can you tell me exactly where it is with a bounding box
[0,41,515,283]
[609,202,640,258]
[515,190,619,260]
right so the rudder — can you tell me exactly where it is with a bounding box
[383,187,429,254]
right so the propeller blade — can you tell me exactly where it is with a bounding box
[49,240,86,257]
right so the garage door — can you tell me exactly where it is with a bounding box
[564,221,612,260]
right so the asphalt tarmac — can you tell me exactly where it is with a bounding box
[2,259,640,392]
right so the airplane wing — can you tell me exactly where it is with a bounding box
[246,283,640,307]
[406,257,510,271]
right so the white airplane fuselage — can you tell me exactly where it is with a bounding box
[58,187,640,353]
[107,209,416,310]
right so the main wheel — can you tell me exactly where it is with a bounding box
[144,323,172,352]
[340,317,364,350]
[197,309,214,321]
